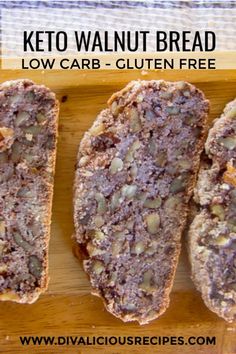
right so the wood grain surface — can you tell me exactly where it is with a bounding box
[0,69,236,354]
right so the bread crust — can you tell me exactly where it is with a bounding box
[73,80,209,324]
[188,99,236,322]
[0,79,59,303]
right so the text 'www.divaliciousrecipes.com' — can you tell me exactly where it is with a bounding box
[19,335,216,347]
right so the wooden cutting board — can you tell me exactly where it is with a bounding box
[0,69,236,354]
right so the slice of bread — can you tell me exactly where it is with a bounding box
[73,80,209,324]
[188,99,236,322]
[0,79,59,303]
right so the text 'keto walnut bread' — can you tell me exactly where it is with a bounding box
[188,99,236,322]
[73,80,209,324]
[0,79,59,303]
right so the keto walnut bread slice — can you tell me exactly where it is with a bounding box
[73,80,209,324]
[0,79,59,303]
[188,99,236,322]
